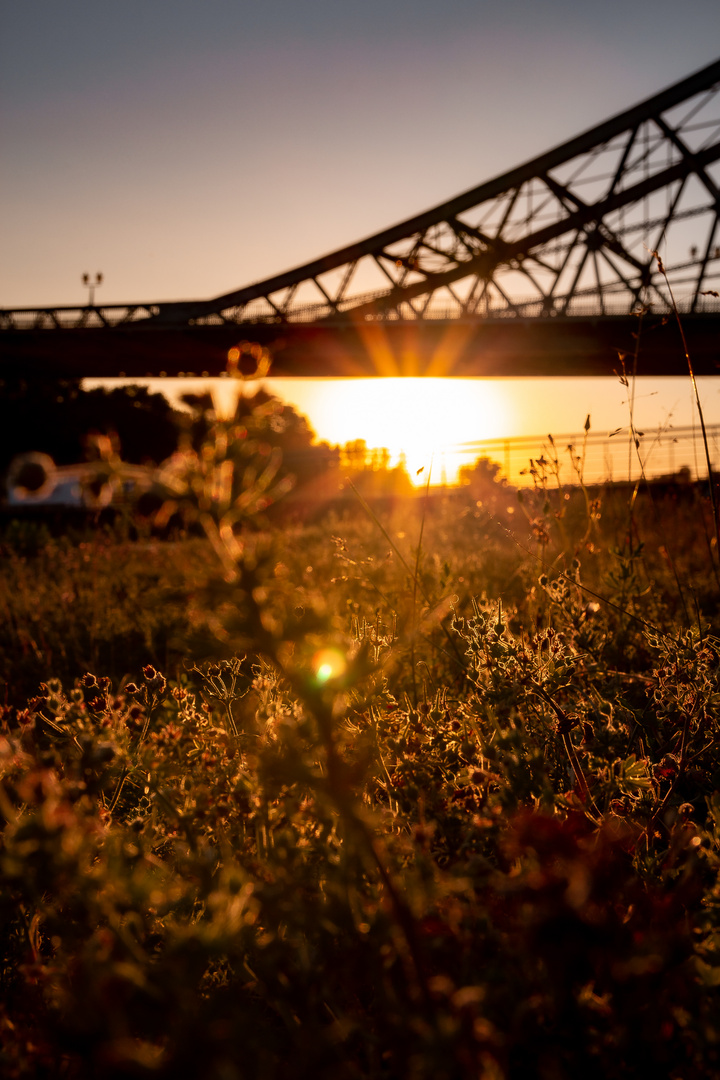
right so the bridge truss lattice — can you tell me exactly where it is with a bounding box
[212,58,720,327]
[2,58,720,338]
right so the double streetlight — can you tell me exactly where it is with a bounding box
[82,272,103,306]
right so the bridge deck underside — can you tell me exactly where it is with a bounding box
[1,314,718,379]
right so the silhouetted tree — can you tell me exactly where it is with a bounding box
[458,455,504,494]
[0,377,181,475]
[180,386,341,497]
[340,438,414,498]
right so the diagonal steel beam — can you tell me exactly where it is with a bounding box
[333,140,720,321]
[653,115,720,204]
[175,57,720,320]
[3,58,720,336]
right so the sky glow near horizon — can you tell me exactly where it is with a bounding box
[85,374,720,487]
[5,1,720,466]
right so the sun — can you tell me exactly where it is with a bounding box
[84,375,511,486]
[294,378,510,485]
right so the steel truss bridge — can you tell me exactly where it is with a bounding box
[2,58,720,379]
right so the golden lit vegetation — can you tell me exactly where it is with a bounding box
[2,389,720,1079]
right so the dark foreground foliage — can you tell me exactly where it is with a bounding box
[2,403,720,1078]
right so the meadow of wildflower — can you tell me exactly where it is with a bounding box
[2,387,720,1079]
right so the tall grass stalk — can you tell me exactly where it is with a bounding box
[410,458,434,705]
[493,515,660,634]
[654,250,720,564]
[345,471,465,683]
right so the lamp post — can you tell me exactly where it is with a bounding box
[82,272,103,306]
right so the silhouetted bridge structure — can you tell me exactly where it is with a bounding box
[3,59,720,380]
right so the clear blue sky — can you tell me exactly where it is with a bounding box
[2,0,719,308]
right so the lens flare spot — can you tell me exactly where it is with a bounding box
[227,341,272,380]
[312,648,347,685]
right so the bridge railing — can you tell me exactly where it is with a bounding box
[0,305,161,331]
[2,291,720,332]
[216,290,720,324]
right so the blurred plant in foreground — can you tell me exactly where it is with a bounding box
[2,352,720,1078]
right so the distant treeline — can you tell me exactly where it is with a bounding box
[0,379,419,507]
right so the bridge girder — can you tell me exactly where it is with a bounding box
[2,58,720,377]
[158,55,720,324]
